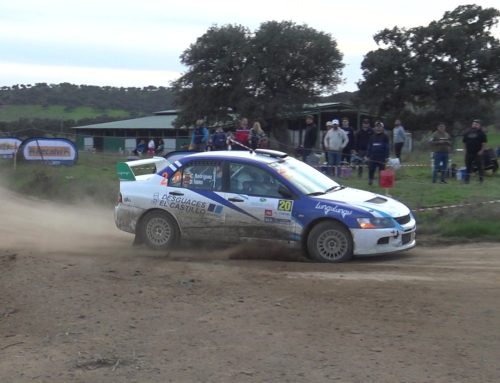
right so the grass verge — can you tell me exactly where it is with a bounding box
[1,149,499,243]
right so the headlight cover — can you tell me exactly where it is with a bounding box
[357,217,395,229]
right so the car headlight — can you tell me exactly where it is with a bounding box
[357,217,395,229]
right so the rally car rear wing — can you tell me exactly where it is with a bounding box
[116,157,170,181]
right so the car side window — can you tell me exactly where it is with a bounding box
[229,162,289,198]
[169,161,223,191]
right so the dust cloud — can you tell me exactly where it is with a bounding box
[0,185,302,262]
[0,185,131,256]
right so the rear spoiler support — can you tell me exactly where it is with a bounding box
[116,157,169,181]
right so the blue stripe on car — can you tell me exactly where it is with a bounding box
[356,204,405,231]
[190,189,260,221]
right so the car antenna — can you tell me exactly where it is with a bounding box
[228,137,254,153]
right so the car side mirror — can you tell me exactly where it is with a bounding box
[278,185,293,199]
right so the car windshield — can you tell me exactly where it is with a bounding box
[267,157,340,195]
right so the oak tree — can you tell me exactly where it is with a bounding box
[172,21,344,130]
[357,4,500,130]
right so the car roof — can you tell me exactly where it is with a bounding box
[174,149,288,165]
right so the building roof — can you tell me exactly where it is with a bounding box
[153,109,179,115]
[73,115,176,130]
[304,102,370,114]
[72,103,371,131]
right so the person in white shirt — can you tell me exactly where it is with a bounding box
[147,138,156,156]
[324,119,349,176]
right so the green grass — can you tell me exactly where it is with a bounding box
[1,147,499,242]
[338,142,500,241]
[341,160,500,210]
[0,152,120,205]
[0,104,131,122]
[485,128,500,147]
[416,205,500,243]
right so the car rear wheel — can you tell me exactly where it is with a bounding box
[307,221,353,263]
[139,211,178,250]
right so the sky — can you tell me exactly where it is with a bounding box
[0,0,499,93]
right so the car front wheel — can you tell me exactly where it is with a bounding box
[139,211,179,250]
[307,221,353,263]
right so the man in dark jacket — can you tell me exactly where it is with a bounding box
[212,127,227,150]
[355,119,373,177]
[463,119,487,184]
[366,121,390,186]
[302,115,317,162]
[191,119,209,152]
[341,117,355,164]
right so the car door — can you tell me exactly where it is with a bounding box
[221,161,296,240]
[164,160,226,240]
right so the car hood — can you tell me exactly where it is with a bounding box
[312,187,411,218]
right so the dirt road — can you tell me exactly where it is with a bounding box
[1,188,499,382]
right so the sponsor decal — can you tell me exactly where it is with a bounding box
[264,217,291,225]
[0,142,18,150]
[160,172,169,186]
[152,192,160,205]
[0,138,22,158]
[192,173,214,185]
[20,138,78,165]
[265,209,273,217]
[28,146,71,157]
[159,194,207,214]
[315,202,352,218]
[259,197,267,202]
[116,162,135,181]
[278,200,293,212]
[207,203,223,214]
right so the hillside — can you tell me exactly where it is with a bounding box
[0,83,174,113]
[0,83,175,136]
[0,105,131,122]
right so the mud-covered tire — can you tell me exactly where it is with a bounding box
[138,211,179,250]
[306,221,353,263]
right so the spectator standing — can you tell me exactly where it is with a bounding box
[249,121,266,150]
[340,117,355,164]
[226,131,235,150]
[367,121,390,186]
[212,127,227,150]
[147,138,156,156]
[233,117,250,150]
[302,114,317,162]
[355,119,374,177]
[155,138,165,155]
[324,119,349,176]
[393,119,406,160]
[191,119,209,152]
[134,139,146,156]
[463,119,487,184]
[430,123,452,184]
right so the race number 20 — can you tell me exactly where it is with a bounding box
[278,200,293,212]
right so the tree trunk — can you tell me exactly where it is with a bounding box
[268,119,291,153]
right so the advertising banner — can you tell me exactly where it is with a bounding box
[0,137,22,159]
[20,138,78,165]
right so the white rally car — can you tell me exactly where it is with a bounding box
[115,149,416,262]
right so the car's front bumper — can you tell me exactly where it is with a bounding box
[351,224,416,255]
